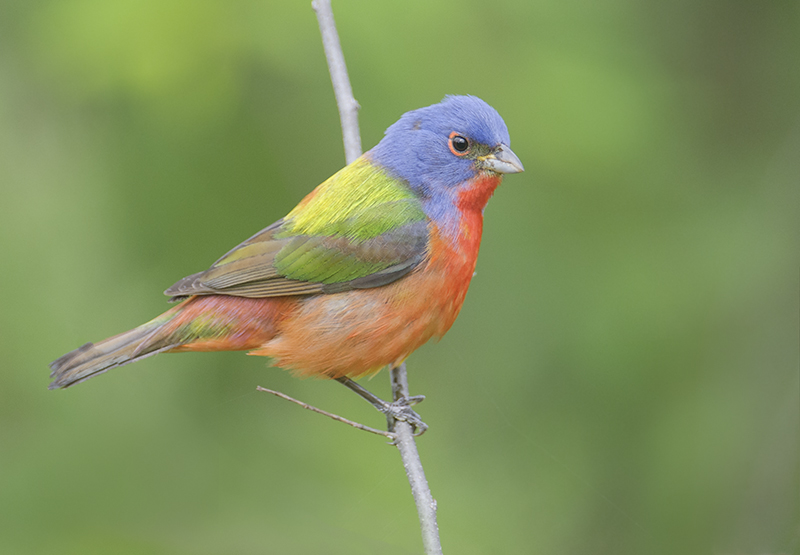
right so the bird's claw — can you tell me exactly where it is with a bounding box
[384,396,428,436]
[334,376,428,435]
[403,394,425,406]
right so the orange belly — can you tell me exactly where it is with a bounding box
[250,231,476,378]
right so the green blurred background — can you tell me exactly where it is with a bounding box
[1,1,797,553]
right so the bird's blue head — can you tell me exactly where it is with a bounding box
[369,95,523,197]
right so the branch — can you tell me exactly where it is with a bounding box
[391,364,444,555]
[310,4,444,553]
[312,0,362,164]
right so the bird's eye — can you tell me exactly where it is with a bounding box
[448,132,470,156]
[452,136,468,151]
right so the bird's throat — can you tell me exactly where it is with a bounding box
[456,173,503,213]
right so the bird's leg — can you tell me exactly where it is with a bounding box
[335,376,428,435]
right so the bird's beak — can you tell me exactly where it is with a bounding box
[480,144,524,174]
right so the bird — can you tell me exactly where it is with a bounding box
[49,95,523,391]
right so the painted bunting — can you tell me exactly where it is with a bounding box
[49,95,523,390]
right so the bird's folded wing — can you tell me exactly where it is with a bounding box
[164,200,429,299]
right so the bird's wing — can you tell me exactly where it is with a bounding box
[164,159,429,299]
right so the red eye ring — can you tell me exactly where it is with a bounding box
[448,131,470,156]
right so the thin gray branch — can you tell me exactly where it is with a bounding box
[391,364,443,555]
[312,0,362,164]
[257,386,394,438]
[310,3,443,552]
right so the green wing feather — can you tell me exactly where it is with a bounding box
[164,158,429,299]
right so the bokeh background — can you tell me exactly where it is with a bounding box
[1,1,798,553]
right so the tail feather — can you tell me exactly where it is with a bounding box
[49,295,284,389]
[49,321,177,389]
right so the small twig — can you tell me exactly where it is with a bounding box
[391,364,443,555]
[312,0,362,164]
[257,386,394,438]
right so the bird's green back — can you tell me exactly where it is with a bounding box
[164,157,429,298]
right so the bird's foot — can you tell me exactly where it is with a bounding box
[383,395,428,436]
[335,377,428,436]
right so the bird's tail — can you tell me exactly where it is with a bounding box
[49,310,180,390]
[49,295,285,389]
